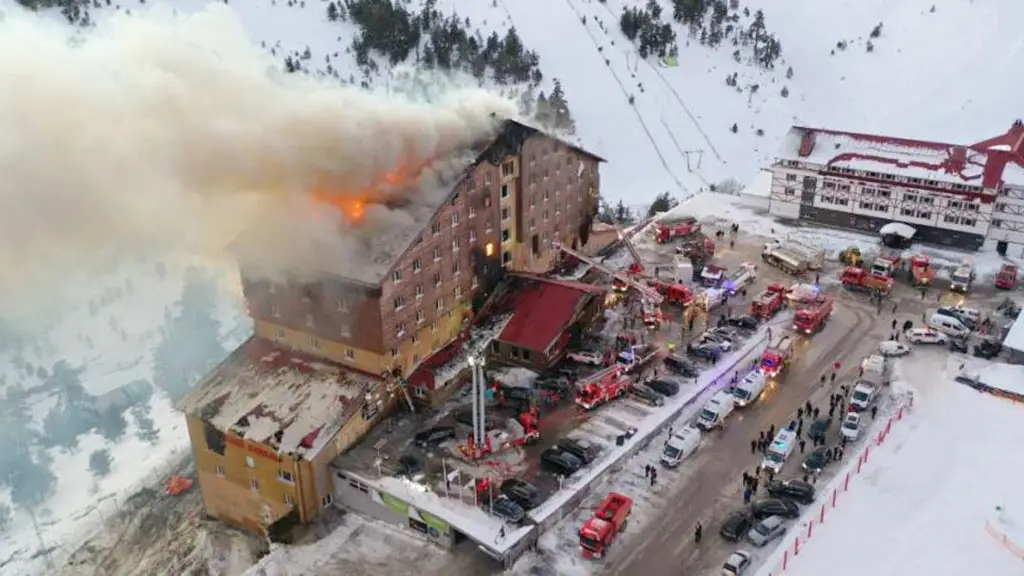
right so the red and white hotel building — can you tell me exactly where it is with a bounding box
[767,121,1024,253]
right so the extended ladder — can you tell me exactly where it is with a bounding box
[553,242,664,305]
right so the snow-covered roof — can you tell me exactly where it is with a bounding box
[177,337,377,460]
[1002,310,1024,353]
[879,222,917,239]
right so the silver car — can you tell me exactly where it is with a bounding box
[747,515,787,547]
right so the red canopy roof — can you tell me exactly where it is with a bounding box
[497,278,599,354]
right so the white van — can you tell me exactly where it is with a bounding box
[660,426,701,468]
[760,429,796,474]
[928,313,969,339]
[696,391,736,430]
[849,383,877,412]
[731,371,768,407]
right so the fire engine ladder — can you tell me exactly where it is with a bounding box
[554,242,664,305]
[578,364,623,387]
[615,225,645,271]
[386,372,416,414]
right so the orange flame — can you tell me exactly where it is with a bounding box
[308,161,430,224]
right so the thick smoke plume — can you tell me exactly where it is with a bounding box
[0,4,517,317]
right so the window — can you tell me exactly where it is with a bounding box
[345,348,355,360]
[250,478,259,492]
[392,269,402,283]
[469,229,477,242]
[502,161,514,177]
[278,469,294,484]
[246,456,256,468]
[451,213,459,226]
[336,297,348,312]
[502,228,511,242]
[543,210,549,221]
[483,194,492,208]
[944,215,957,224]
[310,336,321,349]
[433,247,441,261]
[501,207,510,221]
[469,205,477,218]
[900,208,915,217]
[544,189,550,201]
[412,386,427,398]
[393,296,405,310]
[452,261,461,275]
[391,348,399,357]
[436,299,445,312]
[455,285,463,298]
[485,219,494,233]
[274,326,285,339]
[431,221,441,235]
[396,323,407,338]
[996,203,1007,212]
[501,183,510,198]
[215,466,225,477]
[434,272,442,286]
[415,284,423,299]
[529,217,536,229]
[962,218,976,227]
[503,251,513,265]
[413,353,421,364]
[967,203,979,212]
[450,192,460,205]
[532,234,540,256]
[484,171,492,185]
[305,313,315,327]
[416,310,425,324]
[917,211,931,219]
[412,258,421,273]
[472,275,478,288]
[784,187,795,196]
[340,323,351,338]
[285,494,294,506]
[452,236,460,251]
[786,173,797,182]
[270,304,280,318]
[322,493,334,507]
[430,321,438,333]
[411,333,419,344]
[543,168,550,179]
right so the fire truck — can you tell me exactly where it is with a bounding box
[701,264,726,287]
[760,335,794,378]
[750,286,786,319]
[575,366,632,410]
[579,492,633,558]
[840,267,894,295]
[655,217,701,244]
[908,254,935,287]
[792,297,833,334]
[996,263,1018,290]
[761,243,808,275]
[649,279,693,306]
[870,254,901,278]
[459,409,540,459]
[723,262,757,294]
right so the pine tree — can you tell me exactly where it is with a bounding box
[548,79,576,134]
[535,91,554,129]
[647,191,678,217]
[327,1,338,21]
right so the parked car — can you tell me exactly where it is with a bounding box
[709,327,739,341]
[801,445,834,474]
[566,350,604,366]
[701,331,734,351]
[840,412,862,441]
[750,498,800,520]
[490,495,525,523]
[905,328,948,345]
[500,478,542,510]
[807,417,831,443]
[849,383,877,412]
[557,437,602,465]
[722,550,753,575]
[540,447,583,476]
[949,337,969,354]
[647,379,681,397]
[747,515,787,547]
[630,384,666,407]
[396,455,425,481]
[499,385,536,408]
[766,479,815,504]
[974,339,1003,359]
[664,354,700,377]
[535,375,572,394]
[719,510,754,542]
[727,315,760,330]
[936,306,980,330]
[878,340,912,357]
[414,426,456,449]
[688,342,723,361]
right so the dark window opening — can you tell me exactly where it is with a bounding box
[204,422,227,455]
[532,234,540,255]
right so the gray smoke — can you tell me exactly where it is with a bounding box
[0,3,517,318]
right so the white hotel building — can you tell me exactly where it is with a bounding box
[767,121,1024,254]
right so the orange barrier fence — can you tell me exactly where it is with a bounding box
[985,520,1024,561]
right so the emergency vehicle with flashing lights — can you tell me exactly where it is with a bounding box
[839,267,894,295]
[655,217,701,244]
[759,335,794,378]
[575,366,631,410]
[723,262,757,295]
[792,297,833,334]
[749,285,786,319]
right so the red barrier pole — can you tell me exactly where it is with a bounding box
[794,536,801,556]
[897,406,904,420]
[865,445,871,461]
[807,520,813,538]
[844,472,851,491]
[832,489,838,508]
[885,419,892,435]
[857,454,864,473]
[783,550,789,570]
[820,503,826,523]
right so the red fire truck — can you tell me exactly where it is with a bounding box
[996,263,1018,290]
[575,366,631,410]
[908,254,935,287]
[760,335,794,378]
[579,492,633,558]
[792,297,833,334]
[649,279,693,306]
[655,217,701,243]
[840,267,894,295]
[750,285,786,319]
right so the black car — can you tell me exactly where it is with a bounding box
[687,342,723,361]
[500,478,542,509]
[750,498,800,520]
[535,376,572,393]
[807,417,831,442]
[490,495,526,523]
[727,315,760,330]
[541,447,583,476]
[801,445,833,474]
[629,384,666,407]
[709,327,739,341]
[719,510,754,541]
[499,385,536,408]
[974,339,1002,359]
[396,455,424,480]
[557,437,602,464]
[664,354,700,377]
[413,426,456,449]
[766,479,815,505]
[949,337,969,354]
[647,379,681,397]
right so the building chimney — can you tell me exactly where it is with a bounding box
[948,147,967,172]
[798,130,816,157]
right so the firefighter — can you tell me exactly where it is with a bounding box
[694,523,703,543]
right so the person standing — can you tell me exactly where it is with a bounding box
[694,523,703,543]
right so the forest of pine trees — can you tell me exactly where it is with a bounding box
[669,0,783,68]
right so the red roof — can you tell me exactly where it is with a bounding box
[497,278,598,354]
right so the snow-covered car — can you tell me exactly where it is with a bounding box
[878,340,911,357]
[566,350,603,366]
[722,550,752,575]
[700,331,733,351]
[904,328,948,345]
[840,412,862,441]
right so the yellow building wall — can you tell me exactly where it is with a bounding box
[256,300,472,377]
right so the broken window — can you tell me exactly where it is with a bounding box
[203,422,227,456]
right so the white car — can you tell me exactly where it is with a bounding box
[878,340,911,357]
[566,350,603,366]
[701,332,733,351]
[904,328,948,345]
[722,550,753,575]
[840,412,862,441]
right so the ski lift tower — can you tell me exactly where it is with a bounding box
[466,355,489,460]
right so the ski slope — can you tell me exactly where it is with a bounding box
[758,351,1024,576]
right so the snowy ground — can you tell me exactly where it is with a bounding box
[758,350,1024,576]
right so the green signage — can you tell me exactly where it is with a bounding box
[418,510,450,534]
[379,492,409,516]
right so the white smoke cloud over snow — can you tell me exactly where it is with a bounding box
[0,3,517,319]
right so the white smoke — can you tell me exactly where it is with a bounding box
[0,3,517,318]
